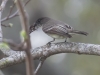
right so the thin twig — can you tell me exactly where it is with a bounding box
[25,0,31,6]
[1,0,31,22]
[1,23,11,27]
[34,58,45,75]
[6,0,15,20]
[1,39,25,51]
[16,0,34,75]
[1,11,18,22]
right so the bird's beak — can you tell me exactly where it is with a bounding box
[29,24,36,34]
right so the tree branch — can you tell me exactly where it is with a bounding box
[1,0,31,22]
[34,58,45,75]
[6,0,15,21]
[16,0,34,75]
[0,0,8,40]
[0,42,100,69]
[1,23,11,27]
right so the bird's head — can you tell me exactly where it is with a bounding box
[35,17,50,25]
[29,17,50,33]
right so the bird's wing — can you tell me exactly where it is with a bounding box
[42,24,72,38]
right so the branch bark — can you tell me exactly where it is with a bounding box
[0,42,100,69]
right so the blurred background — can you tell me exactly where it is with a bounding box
[1,0,100,75]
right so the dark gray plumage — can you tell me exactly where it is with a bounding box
[30,17,88,42]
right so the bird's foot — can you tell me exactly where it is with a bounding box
[76,50,81,55]
[46,42,51,47]
[46,38,55,47]
[64,40,66,42]
[64,38,67,42]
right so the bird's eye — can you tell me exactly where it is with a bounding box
[38,19,41,23]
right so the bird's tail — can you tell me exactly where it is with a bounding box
[71,30,88,36]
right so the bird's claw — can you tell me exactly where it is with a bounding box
[46,42,51,47]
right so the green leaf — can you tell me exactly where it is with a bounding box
[9,23,13,27]
[20,30,28,40]
[0,42,9,49]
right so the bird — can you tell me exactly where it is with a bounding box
[29,17,88,43]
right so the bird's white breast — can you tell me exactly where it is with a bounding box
[47,33,65,39]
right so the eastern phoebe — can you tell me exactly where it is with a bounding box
[30,17,88,42]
